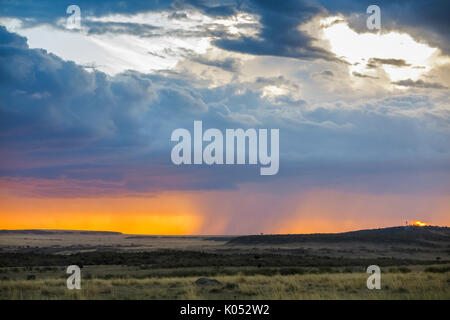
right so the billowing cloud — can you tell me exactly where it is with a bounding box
[0,1,449,233]
[209,0,337,61]
[0,0,173,25]
[1,26,449,197]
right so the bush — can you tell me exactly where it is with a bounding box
[279,267,305,275]
[424,266,450,273]
[389,267,411,273]
[397,267,411,273]
[317,266,335,273]
[343,267,353,273]
[224,283,237,290]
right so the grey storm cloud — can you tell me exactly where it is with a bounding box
[392,79,448,89]
[320,70,334,77]
[0,0,173,25]
[175,0,450,61]
[175,0,338,61]
[0,26,449,197]
[2,0,449,62]
[368,58,411,67]
[86,21,161,37]
[84,19,248,40]
[190,55,242,72]
[352,72,378,79]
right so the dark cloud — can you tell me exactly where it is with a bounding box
[84,19,246,40]
[320,70,334,77]
[2,0,449,60]
[310,70,335,81]
[352,71,378,79]
[255,75,299,88]
[190,55,241,72]
[168,12,188,20]
[368,58,411,67]
[173,0,238,17]
[0,0,173,25]
[0,27,449,197]
[178,0,337,61]
[86,21,161,37]
[179,0,449,61]
[392,79,448,89]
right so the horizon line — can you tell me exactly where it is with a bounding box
[0,224,445,237]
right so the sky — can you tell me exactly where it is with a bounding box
[0,0,449,234]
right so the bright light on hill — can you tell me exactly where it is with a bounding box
[412,220,429,227]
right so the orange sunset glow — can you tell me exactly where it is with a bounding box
[1,179,449,235]
[412,220,429,227]
[0,191,204,235]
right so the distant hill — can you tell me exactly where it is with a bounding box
[2,226,449,246]
[125,235,235,241]
[0,229,122,235]
[227,226,450,246]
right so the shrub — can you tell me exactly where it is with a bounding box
[397,267,411,273]
[343,267,353,273]
[279,267,305,275]
[424,266,450,273]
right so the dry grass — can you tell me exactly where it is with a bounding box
[1,272,448,300]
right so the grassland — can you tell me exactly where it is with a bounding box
[1,270,449,300]
[0,227,449,300]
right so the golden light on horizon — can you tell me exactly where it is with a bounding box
[0,190,204,235]
[412,220,429,227]
[1,176,449,235]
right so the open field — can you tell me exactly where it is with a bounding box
[0,226,449,299]
[1,270,449,300]
[0,231,233,254]
[1,226,449,260]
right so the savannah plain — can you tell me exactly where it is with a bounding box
[0,226,449,299]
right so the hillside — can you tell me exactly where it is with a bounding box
[227,226,450,246]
